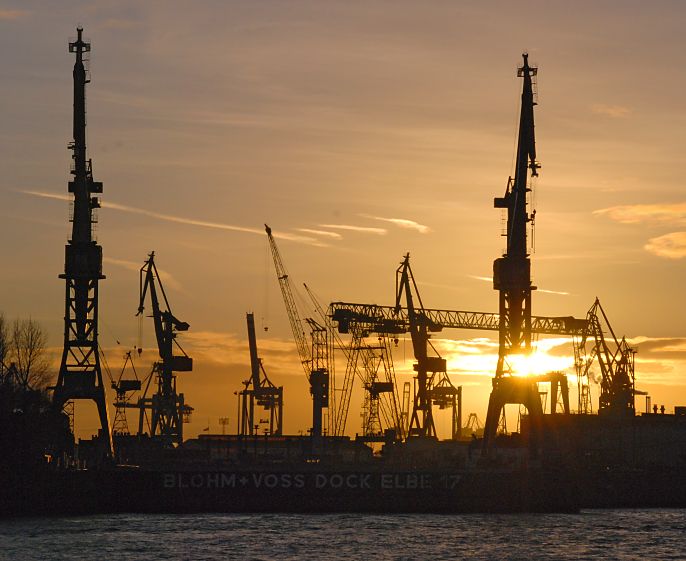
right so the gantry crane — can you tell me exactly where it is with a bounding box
[238,313,283,436]
[52,27,112,457]
[328,298,586,441]
[330,303,587,338]
[136,252,193,446]
[265,225,331,437]
[575,298,639,417]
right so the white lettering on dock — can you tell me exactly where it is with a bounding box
[163,472,439,490]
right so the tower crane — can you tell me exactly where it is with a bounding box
[136,252,193,446]
[265,225,331,437]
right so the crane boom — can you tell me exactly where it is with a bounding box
[265,225,329,436]
[329,302,587,337]
[265,225,311,379]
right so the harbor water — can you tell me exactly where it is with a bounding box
[1,509,685,560]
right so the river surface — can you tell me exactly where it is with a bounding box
[1,510,685,560]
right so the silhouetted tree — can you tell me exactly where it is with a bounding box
[0,314,8,380]
[9,318,51,390]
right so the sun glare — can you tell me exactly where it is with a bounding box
[508,352,574,377]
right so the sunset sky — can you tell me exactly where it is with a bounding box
[0,1,684,439]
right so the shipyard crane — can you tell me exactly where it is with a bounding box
[111,350,142,435]
[483,53,544,448]
[575,298,638,416]
[330,304,587,338]
[238,313,283,436]
[303,285,402,439]
[136,252,193,445]
[395,254,461,439]
[328,300,585,440]
[265,225,331,437]
[52,27,112,457]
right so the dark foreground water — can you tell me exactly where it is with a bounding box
[1,510,685,560]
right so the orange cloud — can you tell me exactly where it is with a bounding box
[644,232,686,259]
[594,203,686,225]
[296,228,343,240]
[318,224,387,235]
[182,330,301,377]
[591,104,632,118]
[0,10,29,20]
[359,214,431,234]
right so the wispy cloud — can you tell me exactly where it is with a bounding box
[538,288,571,296]
[595,203,686,259]
[318,224,387,235]
[296,228,343,240]
[22,190,325,247]
[591,104,632,118]
[104,257,183,291]
[97,18,143,30]
[182,330,301,377]
[467,275,569,295]
[630,336,686,358]
[0,9,30,20]
[594,203,686,225]
[359,214,431,234]
[644,232,686,259]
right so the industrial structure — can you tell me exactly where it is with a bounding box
[237,312,283,436]
[328,284,585,442]
[574,298,641,416]
[482,53,546,446]
[51,27,112,457]
[111,351,141,435]
[395,254,461,439]
[135,252,193,445]
[8,31,686,516]
[266,224,332,437]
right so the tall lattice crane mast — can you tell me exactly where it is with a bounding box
[265,225,329,437]
[52,27,112,457]
[136,252,193,445]
[483,53,542,447]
